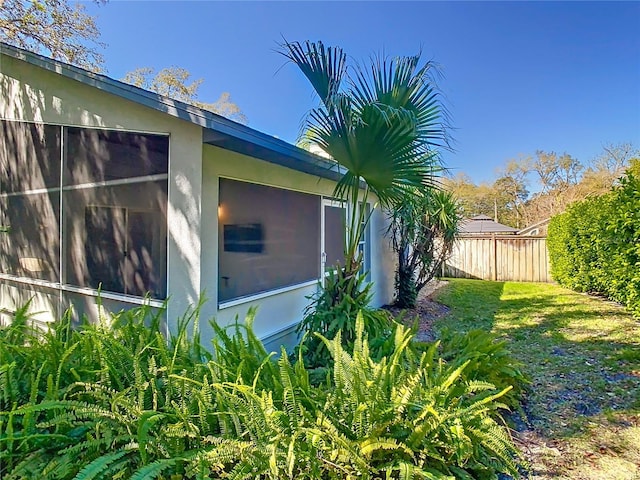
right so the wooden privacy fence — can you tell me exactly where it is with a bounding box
[442,235,552,283]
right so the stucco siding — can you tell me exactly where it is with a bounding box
[368,207,396,307]
[0,279,60,325]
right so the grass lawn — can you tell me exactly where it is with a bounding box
[432,278,640,480]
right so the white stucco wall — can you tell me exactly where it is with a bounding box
[0,53,203,330]
[368,206,396,308]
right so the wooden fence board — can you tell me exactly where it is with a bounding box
[443,235,552,283]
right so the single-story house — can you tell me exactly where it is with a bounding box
[0,42,395,351]
[458,215,518,235]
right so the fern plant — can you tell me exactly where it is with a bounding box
[297,267,396,370]
[316,314,520,478]
[0,300,212,479]
[437,328,529,410]
[1,301,522,479]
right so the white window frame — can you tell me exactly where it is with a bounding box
[357,201,372,280]
[321,198,347,286]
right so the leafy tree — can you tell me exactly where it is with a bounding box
[280,40,448,364]
[442,173,520,226]
[530,150,583,194]
[580,142,640,194]
[493,174,529,227]
[493,158,530,227]
[122,66,248,124]
[0,0,105,70]
[388,188,460,308]
[524,146,638,224]
[442,173,496,218]
[445,144,638,229]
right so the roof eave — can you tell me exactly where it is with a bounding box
[0,42,344,183]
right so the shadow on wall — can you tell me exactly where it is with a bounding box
[0,279,62,326]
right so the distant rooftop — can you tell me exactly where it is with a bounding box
[459,215,518,235]
[517,217,551,236]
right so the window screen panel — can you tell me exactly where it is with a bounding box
[125,210,167,297]
[324,204,346,270]
[83,206,127,294]
[0,121,169,301]
[0,120,61,193]
[64,128,169,185]
[0,192,61,282]
[218,179,320,302]
[63,181,167,298]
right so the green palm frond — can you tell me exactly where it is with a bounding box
[281,41,451,352]
[278,39,347,108]
[351,53,449,149]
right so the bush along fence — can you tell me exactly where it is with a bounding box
[547,160,640,317]
[0,300,524,479]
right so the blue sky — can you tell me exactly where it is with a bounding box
[86,1,640,184]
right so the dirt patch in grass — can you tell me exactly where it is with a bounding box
[406,279,640,480]
[383,280,450,342]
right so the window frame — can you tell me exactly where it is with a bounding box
[321,198,347,284]
[215,178,373,308]
[357,201,372,280]
[0,118,170,305]
[217,177,323,305]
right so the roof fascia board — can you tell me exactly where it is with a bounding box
[1,42,214,128]
[202,129,345,183]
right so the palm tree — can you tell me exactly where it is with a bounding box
[280,40,448,277]
[388,188,460,308]
[280,41,450,357]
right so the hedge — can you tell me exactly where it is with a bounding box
[548,160,640,317]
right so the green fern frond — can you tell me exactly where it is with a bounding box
[457,386,512,417]
[438,360,470,392]
[137,411,167,464]
[382,461,455,480]
[129,458,176,480]
[359,436,413,458]
[73,448,133,480]
[465,380,497,394]
[3,450,59,480]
